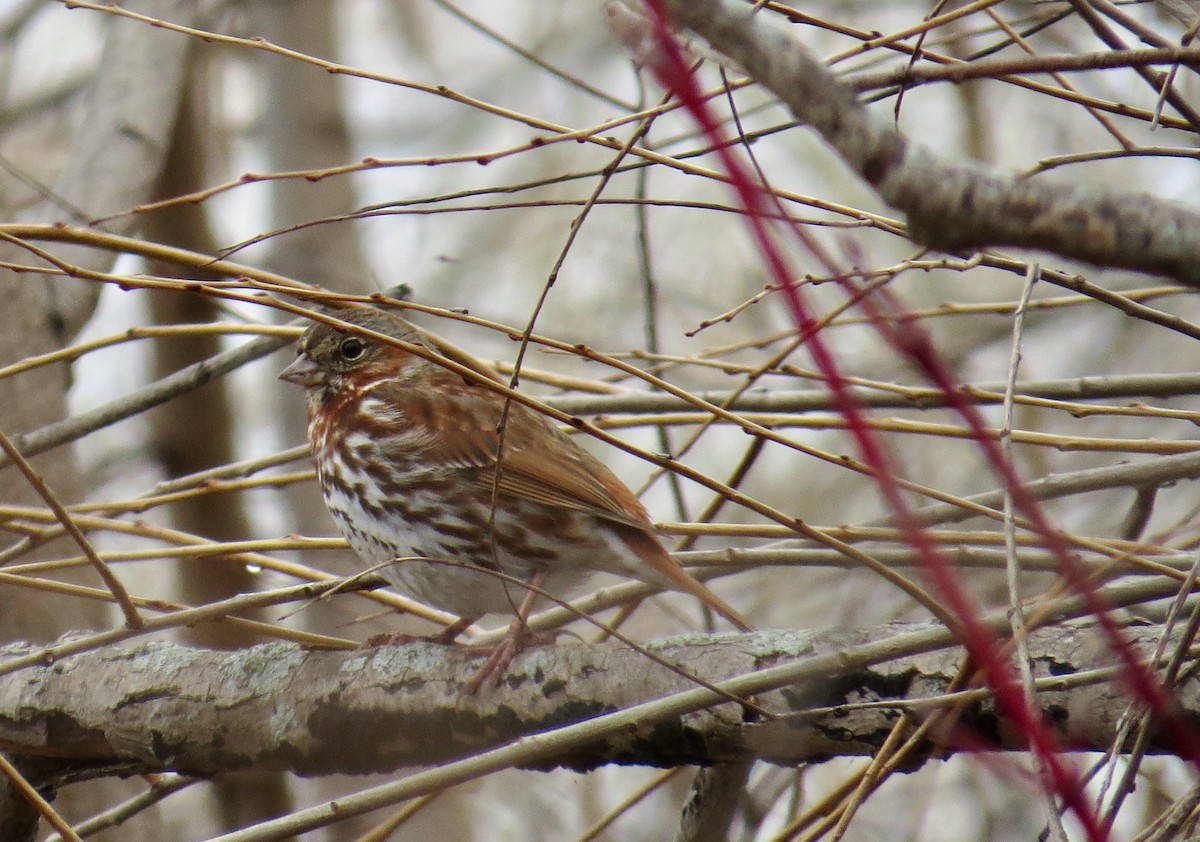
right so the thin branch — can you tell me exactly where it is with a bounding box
[0,430,141,628]
[0,751,79,842]
[847,46,1200,94]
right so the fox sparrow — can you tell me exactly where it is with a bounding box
[280,305,751,685]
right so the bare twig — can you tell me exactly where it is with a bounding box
[0,751,80,842]
[0,430,141,628]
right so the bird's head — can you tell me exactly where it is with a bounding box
[279,307,429,396]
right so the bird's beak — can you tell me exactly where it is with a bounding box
[279,354,323,387]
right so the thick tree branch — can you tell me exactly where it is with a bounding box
[662,0,1200,284]
[0,622,1195,788]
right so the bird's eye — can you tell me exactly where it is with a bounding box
[339,337,365,360]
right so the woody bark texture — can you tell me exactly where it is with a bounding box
[0,622,1192,785]
[660,0,1200,284]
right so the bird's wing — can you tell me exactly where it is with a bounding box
[376,383,651,530]
[495,435,649,528]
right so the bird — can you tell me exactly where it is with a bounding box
[279,304,751,687]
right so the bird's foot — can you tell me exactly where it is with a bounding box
[365,615,477,647]
[463,625,558,694]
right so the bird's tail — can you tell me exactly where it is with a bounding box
[620,529,754,632]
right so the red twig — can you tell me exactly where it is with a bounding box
[636,2,1122,837]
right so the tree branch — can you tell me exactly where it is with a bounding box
[0,622,1194,788]
[662,0,1200,284]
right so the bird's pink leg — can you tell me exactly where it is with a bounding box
[464,572,546,694]
[366,615,477,647]
[432,615,477,644]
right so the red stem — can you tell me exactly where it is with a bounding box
[635,3,1138,837]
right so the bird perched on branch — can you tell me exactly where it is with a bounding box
[280,305,751,688]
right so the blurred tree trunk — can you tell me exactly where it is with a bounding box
[146,57,259,650]
[143,62,297,833]
[251,0,374,565]
[0,2,199,838]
